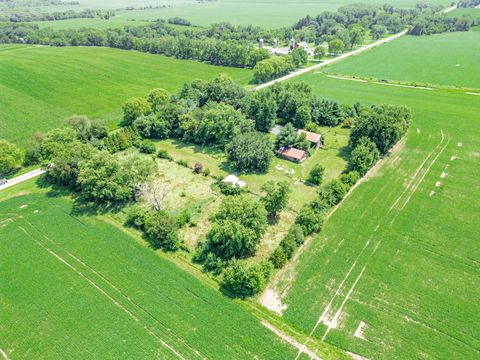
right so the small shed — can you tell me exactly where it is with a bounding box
[276,147,308,163]
[222,175,247,188]
[297,129,322,149]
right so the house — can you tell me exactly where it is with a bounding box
[222,175,247,188]
[297,129,322,149]
[276,147,308,163]
[268,47,290,56]
[298,41,314,57]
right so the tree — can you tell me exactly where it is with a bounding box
[318,180,348,207]
[295,205,324,236]
[144,211,179,250]
[147,88,170,112]
[226,132,273,173]
[65,116,107,143]
[221,260,271,298]
[137,181,171,211]
[349,137,380,175]
[122,97,151,125]
[311,98,345,127]
[371,24,387,40]
[293,105,312,129]
[314,46,326,59]
[0,140,23,176]
[291,47,308,66]
[348,24,366,49]
[275,123,298,148]
[244,91,278,133]
[328,39,345,55]
[213,195,268,238]
[207,220,258,259]
[308,164,325,185]
[138,140,156,154]
[261,181,291,220]
[350,104,412,154]
[46,141,95,188]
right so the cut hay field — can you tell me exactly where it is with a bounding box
[267,73,480,359]
[0,187,303,359]
[323,31,480,89]
[0,45,252,145]
[30,0,451,29]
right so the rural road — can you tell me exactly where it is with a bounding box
[0,168,45,191]
[251,29,408,91]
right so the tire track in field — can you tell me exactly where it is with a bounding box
[0,348,10,360]
[19,225,189,360]
[23,219,207,359]
[302,130,450,347]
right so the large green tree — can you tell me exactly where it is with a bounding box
[226,132,273,173]
[123,97,151,125]
[261,181,291,219]
[0,140,23,176]
[349,137,380,175]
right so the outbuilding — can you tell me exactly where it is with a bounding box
[222,175,247,188]
[276,147,308,163]
[297,129,322,149]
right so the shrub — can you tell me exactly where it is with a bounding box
[202,167,211,176]
[295,205,324,236]
[125,206,150,230]
[0,140,23,176]
[203,253,226,276]
[157,149,172,160]
[340,171,360,187]
[219,182,244,196]
[280,235,297,260]
[176,208,192,228]
[221,260,271,298]
[139,140,156,154]
[144,211,179,251]
[318,180,348,207]
[270,247,287,269]
[308,164,325,185]
[176,159,189,168]
[286,224,305,245]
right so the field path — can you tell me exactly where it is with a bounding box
[0,169,45,192]
[251,30,407,91]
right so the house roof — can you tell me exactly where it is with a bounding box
[277,147,307,161]
[298,129,321,143]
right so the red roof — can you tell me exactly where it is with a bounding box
[298,129,321,143]
[277,147,307,161]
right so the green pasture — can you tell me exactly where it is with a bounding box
[0,44,252,145]
[0,187,303,359]
[27,0,450,29]
[323,31,480,89]
[271,73,480,359]
[448,8,480,20]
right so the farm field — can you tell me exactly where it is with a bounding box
[448,8,480,20]
[323,31,480,89]
[0,186,305,359]
[0,45,252,145]
[266,73,480,358]
[27,0,451,29]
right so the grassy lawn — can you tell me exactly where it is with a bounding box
[0,185,305,359]
[323,31,480,89]
[268,73,480,359]
[155,128,349,212]
[0,44,252,145]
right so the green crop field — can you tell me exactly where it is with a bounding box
[0,45,252,145]
[0,187,303,359]
[323,31,480,89]
[267,73,480,359]
[29,0,451,29]
[448,8,480,20]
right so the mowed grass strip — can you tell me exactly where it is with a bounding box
[0,44,252,145]
[0,191,300,359]
[274,74,480,359]
[323,31,480,89]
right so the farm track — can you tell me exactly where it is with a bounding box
[296,130,451,346]
[18,221,204,360]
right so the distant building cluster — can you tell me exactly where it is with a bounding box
[259,38,314,57]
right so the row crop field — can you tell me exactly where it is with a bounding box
[29,0,452,29]
[323,31,480,89]
[268,73,480,359]
[0,44,252,145]
[0,187,304,359]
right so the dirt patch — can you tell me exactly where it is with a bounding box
[354,321,367,340]
[259,288,288,315]
[261,321,321,360]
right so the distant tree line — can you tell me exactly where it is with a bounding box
[458,0,480,7]
[3,9,115,23]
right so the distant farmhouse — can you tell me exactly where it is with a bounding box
[265,38,314,57]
